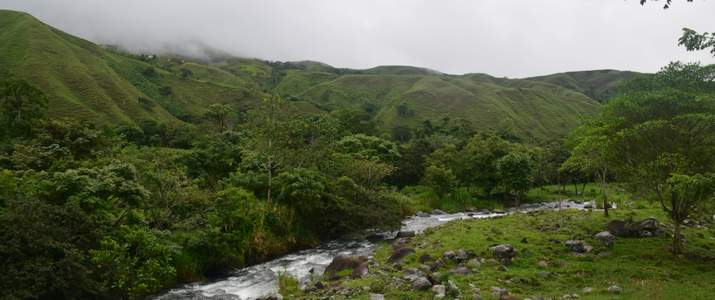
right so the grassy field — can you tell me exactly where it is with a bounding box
[282,200,715,299]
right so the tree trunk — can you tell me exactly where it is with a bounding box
[267,164,273,204]
[601,168,609,217]
[673,221,683,255]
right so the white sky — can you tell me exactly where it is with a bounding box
[1,0,714,77]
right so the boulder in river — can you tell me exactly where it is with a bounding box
[432,209,448,215]
[396,230,416,238]
[416,211,431,217]
[489,244,517,265]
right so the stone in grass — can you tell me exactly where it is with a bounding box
[491,286,509,298]
[443,250,456,260]
[564,240,589,253]
[432,285,446,299]
[467,258,482,268]
[595,231,615,248]
[450,266,472,275]
[490,244,517,265]
[412,277,433,290]
[538,271,553,278]
[455,249,474,262]
[430,260,444,271]
[369,293,385,300]
[537,260,549,268]
[608,285,623,294]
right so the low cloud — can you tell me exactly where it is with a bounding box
[1,0,713,77]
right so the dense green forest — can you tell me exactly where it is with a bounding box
[1,8,715,300]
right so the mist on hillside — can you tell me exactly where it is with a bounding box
[1,0,714,77]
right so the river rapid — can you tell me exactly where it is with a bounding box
[157,200,596,300]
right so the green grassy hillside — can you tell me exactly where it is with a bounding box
[0,10,268,127]
[0,10,637,140]
[527,69,641,102]
[276,70,601,140]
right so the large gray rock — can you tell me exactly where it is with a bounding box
[416,211,431,217]
[595,231,615,248]
[412,277,433,290]
[490,244,517,265]
[324,255,369,280]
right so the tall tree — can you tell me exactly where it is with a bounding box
[599,63,715,253]
[563,127,613,216]
[243,94,288,203]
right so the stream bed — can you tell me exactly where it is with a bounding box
[157,200,595,300]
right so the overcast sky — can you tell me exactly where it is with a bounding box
[1,0,714,77]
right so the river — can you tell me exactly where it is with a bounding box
[157,200,596,300]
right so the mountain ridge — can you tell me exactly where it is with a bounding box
[0,9,638,141]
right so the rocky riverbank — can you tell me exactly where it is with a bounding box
[280,206,715,299]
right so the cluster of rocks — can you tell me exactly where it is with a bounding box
[405,248,480,297]
[311,213,641,300]
[607,217,664,237]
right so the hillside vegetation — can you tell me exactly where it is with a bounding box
[0,10,638,141]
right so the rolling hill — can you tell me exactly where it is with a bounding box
[527,69,641,102]
[0,10,638,141]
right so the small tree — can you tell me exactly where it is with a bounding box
[422,164,457,198]
[205,103,233,132]
[496,151,535,206]
[663,173,715,254]
[563,131,613,216]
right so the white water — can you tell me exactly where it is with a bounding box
[157,200,596,300]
